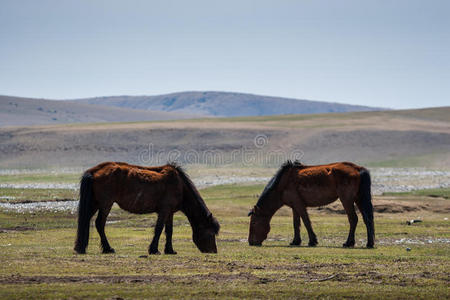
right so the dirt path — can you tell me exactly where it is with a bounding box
[1,268,448,286]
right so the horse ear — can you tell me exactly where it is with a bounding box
[248,210,254,216]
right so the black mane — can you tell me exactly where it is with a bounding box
[256,160,303,207]
[169,162,220,234]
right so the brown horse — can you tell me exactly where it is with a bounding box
[248,161,374,248]
[74,162,220,255]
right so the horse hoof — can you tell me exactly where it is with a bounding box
[74,248,86,254]
[308,241,318,247]
[164,250,177,255]
[290,240,301,246]
[366,244,374,249]
[149,250,161,255]
[102,248,115,254]
[342,243,355,248]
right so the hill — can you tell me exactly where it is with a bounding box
[0,107,448,169]
[0,95,197,127]
[73,91,381,117]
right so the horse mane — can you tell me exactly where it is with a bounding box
[169,162,220,234]
[256,160,303,207]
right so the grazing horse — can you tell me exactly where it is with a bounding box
[248,161,374,248]
[74,162,220,255]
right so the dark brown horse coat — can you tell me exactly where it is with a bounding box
[248,161,374,248]
[74,162,219,255]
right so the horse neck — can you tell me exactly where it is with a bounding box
[258,168,291,218]
[181,187,210,228]
[259,195,283,219]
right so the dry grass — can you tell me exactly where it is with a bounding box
[1,107,449,169]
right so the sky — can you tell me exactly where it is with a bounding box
[0,0,449,109]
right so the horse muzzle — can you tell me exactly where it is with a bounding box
[200,244,217,253]
[201,248,217,254]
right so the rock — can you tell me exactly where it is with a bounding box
[407,219,422,225]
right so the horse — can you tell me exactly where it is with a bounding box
[248,160,374,248]
[74,162,220,255]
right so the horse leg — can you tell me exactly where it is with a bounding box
[289,209,301,246]
[95,206,115,254]
[340,199,358,248]
[149,211,167,255]
[164,213,177,255]
[295,205,317,246]
[356,201,375,248]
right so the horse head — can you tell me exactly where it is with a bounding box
[248,205,271,246]
[192,214,220,253]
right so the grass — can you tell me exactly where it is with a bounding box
[53,106,450,127]
[366,151,450,168]
[0,173,80,184]
[48,106,450,132]
[0,183,449,299]
[57,109,361,127]
[383,187,450,199]
[0,188,77,203]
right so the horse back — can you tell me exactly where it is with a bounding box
[86,162,183,213]
[292,162,362,206]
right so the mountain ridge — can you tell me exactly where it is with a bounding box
[72,91,384,117]
[0,95,198,127]
[0,91,385,127]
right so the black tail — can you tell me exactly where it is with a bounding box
[74,172,94,254]
[358,168,374,248]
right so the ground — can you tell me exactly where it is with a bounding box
[0,183,449,299]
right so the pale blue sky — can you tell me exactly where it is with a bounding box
[1,0,449,108]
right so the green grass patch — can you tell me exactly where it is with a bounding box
[383,187,450,199]
[0,184,449,298]
[0,188,77,203]
[0,173,79,184]
[366,151,449,168]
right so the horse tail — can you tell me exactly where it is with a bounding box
[358,168,375,248]
[74,172,94,254]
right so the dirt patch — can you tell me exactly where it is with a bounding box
[315,198,450,214]
[0,226,35,233]
[2,198,75,204]
[3,270,447,287]
[0,273,260,285]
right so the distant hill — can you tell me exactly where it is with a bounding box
[0,95,197,127]
[0,91,385,127]
[1,107,448,169]
[73,91,382,117]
